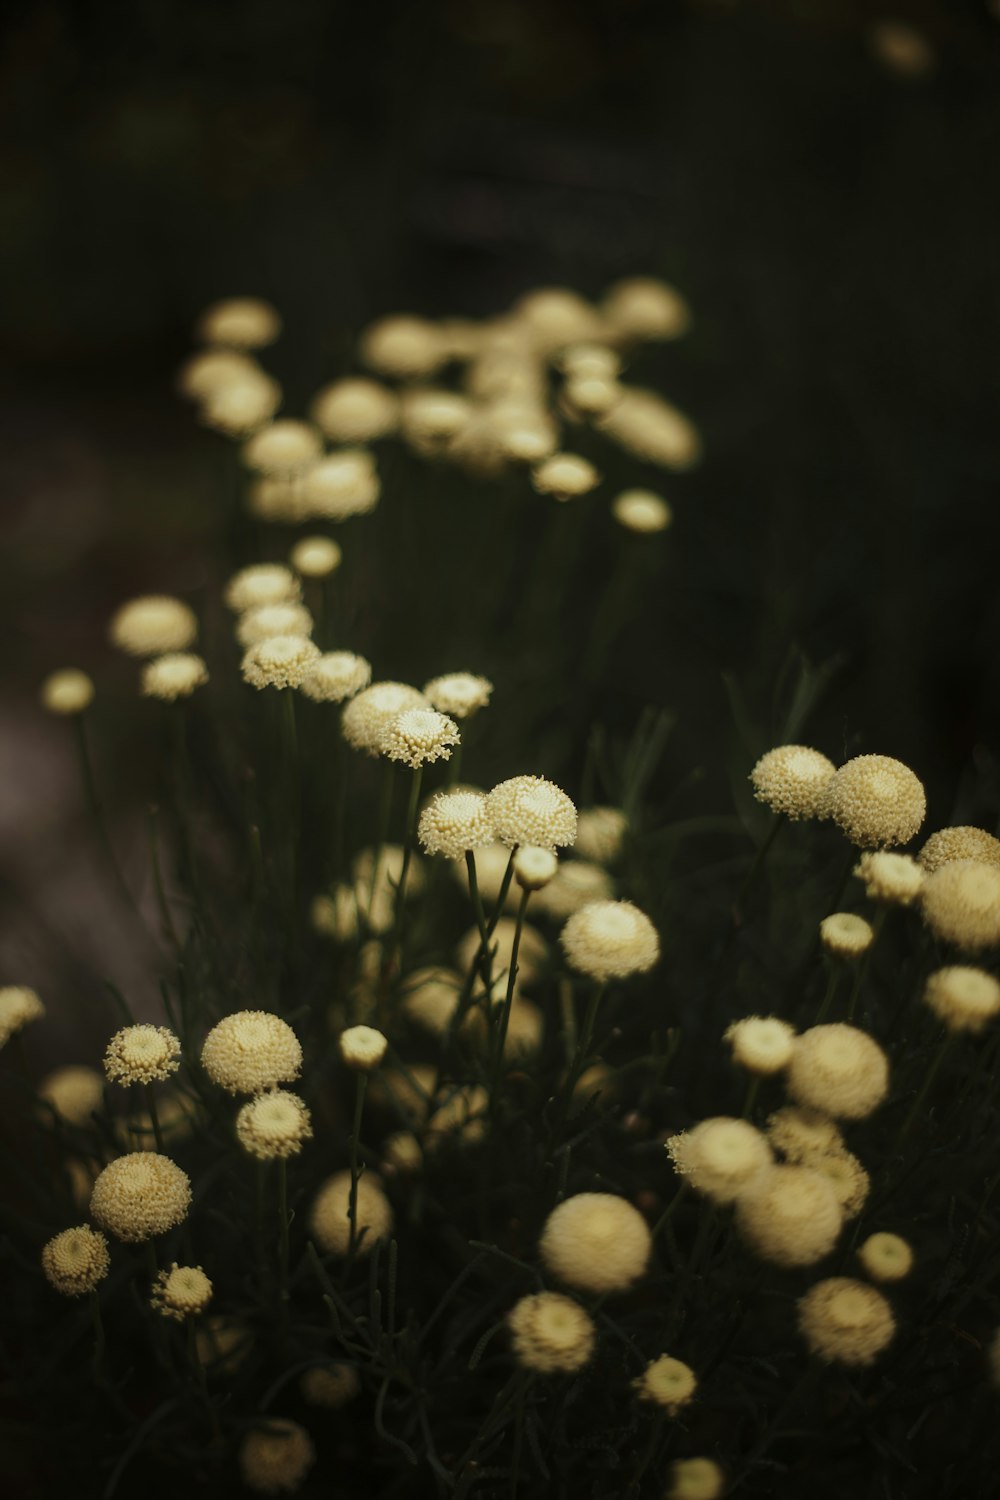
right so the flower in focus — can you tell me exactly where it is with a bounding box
[380,708,460,768]
[150,1263,213,1321]
[201,1011,303,1095]
[104,1025,181,1086]
[90,1152,192,1243]
[750,745,836,820]
[488,775,577,850]
[242,635,321,690]
[235,1090,313,1159]
[822,754,926,849]
[41,1225,110,1297]
[418,790,495,859]
[340,1025,388,1072]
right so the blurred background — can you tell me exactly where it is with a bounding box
[3,0,1000,1050]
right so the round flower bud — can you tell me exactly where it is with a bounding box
[603,277,691,341]
[750,745,836,820]
[201,1011,302,1095]
[766,1106,845,1163]
[920,826,1000,874]
[787,1024,889,1120]
[342,682,429,755]
[197,296,281,349]
[854,851,924,906]
[923,966,1000,1034]
[310,1169,393,1257]
[242,419,322,476]
[401,387,473,454]
[311,377,399,443]
[151,1262,213,1321]
[37,1065,103,1127]
[811,1150,870,1220]
[300,1364,360,1408]
[612,489,672,534]
[239,1419,316,1495]
[858,1232,913,1283]
[507,1291,596,1374]
[380,708,460,768]
[562,375,621,418]
[797,1277,895,1366]
[734,1165,843,1267]
[224,564,301,613]
[242,635,321,690]
[598,386,702,469]
[419,790,494,859]
[360,314,445,379]
[491,404,558,464]
[301,449,380,520]
[299,651,371,704]
[109,596,197,658]
[340,1025,388,1072]
[455,918,548,987]
[823,754,926,848]
[574,807,628,866]
[400,967,463,1036]
[632,1354,697,1411]
[236,1090,313,1160]
[177,347,259,400]
[538,1192,652,1294]
[531,452,600,501]
[201,368,282,435]
[820,912,874,959]
[247,478,309,526]
[920,861,1000,951]
[41,1225,110,1296]
[141,653,209,701]
[488,775,577,851]
[535,860,614,919]
[236,602,314,648]
[666,1118,773,1203]
[104,1025,180,1086]
[724,1016,795,1076]
[291,535,342,578]
[90,1152,191,1243]
[423,672,493,720]
[558,342,621,380]
[41,668,94,715]
[0,985,45,1044]
[665,1458,724,1500]
[514,846,558,891]
[560,899,659,981]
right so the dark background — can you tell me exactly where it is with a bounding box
[3,0,1000,1029]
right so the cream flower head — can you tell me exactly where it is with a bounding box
[787,1025,889,1120]
[224,564,301,613]
[197,296,281,349]
[488,775,577,850]
[531,452,600,501]
[0,986,45,1044]
[247,476,309,526]
[797,1278,895,1366]
[41,669,94,715]
[724,1016,795,1075]
[507,1291,596,1374]
[602,277,691,341]
[299,651,372,704]
[291,535,342,577]
[612,489,672,534]
[819,912,874,958]
[236,602,314,648]
[811,1150,870,1220]
[574,807,628,865]
[341,682,429,755]
[141,653,209,701]
[665,1457,725,1500]
[923,966,1000,1033]
[178,347,259,400]
[766,1106,845,1163]
[538,1192,651,1294]
[200,369,282,436]
[401,387,473,453]
[37,1065,104,1126]
[666,1118,773,1203]
[242,635,320,690]
[560,899,659,980]
[201,1011,302,1095]
[104,1025,180,1086]
[822,754,926,848]
[109,596,198,658]
[89,1152,192,1243]
[242,419,323,476]
[750,745,836,820]
[340,1025,388,1072]
[359,314,445,378]
[418,790,495,859]
[632,1354,698,1411]
[558,341,622,380]
[151,1263,213,1321]
[920,860,1000,950]
[380,708,460,768]
[854,851,924,905]
[734,1164,843,1267]
[919,826,1000,874]
[311,377,399,442]
[301,449,380,520]
[858,1232,913,1283]
[562,375,621,418]
[514,846,559,891]
[515,286,604,349]
[309,1170,393,1257]
[598,386,701,469]
[239,1420,316,1495]
[300,1363,361,1409]
[236,1090,313,1159]
[423,672,493,720]
[41,1225,110,1296]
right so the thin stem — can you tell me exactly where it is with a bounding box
[278,1158,290,1313]
[143,1084,165,1154]
[384,765,424,976]
[466,850,490,948]
[346,1072,368,1263]
[551,982,607,1147]
[742,1075,761,1119]
[490,886,531,1109]
[367,764,396,916]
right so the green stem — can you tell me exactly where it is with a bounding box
[490,886,531,1109]
[384,765,423,975]
[367,763,396,918]
[143,1083,165,1154]
[278,1158,290,1312]
[346,1072,368,1264]
[466,850,490,949]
